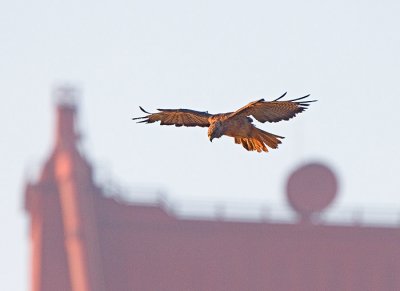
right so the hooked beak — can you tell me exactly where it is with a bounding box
[209,136,214,142]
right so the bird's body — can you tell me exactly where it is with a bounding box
[220,117,251,138]
[133,93,316,153]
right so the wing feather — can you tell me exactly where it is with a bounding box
[133,108,211,127]
[228,93,316,123]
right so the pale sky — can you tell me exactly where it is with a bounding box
[1,1,400,290]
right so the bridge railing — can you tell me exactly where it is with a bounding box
[100,180,400,228]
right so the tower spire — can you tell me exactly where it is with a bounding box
[54,86,80,151]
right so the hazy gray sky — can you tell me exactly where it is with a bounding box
[1,1,400,290]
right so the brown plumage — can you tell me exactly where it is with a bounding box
[132,92,316,153]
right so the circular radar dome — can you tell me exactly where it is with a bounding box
[286,162,338,222]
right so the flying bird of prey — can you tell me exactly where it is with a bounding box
[133,93,316,153]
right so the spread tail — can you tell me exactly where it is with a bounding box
[234,128,284,153]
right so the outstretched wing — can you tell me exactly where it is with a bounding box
[228,92,317,123]
[133,107,211,127]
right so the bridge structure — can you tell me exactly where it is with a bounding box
[25,87,400,291]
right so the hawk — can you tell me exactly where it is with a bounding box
[132,92,316,153]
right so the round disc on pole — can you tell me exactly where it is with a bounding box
[286,163,338,219]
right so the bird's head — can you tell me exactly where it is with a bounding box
[208,121,223,142]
